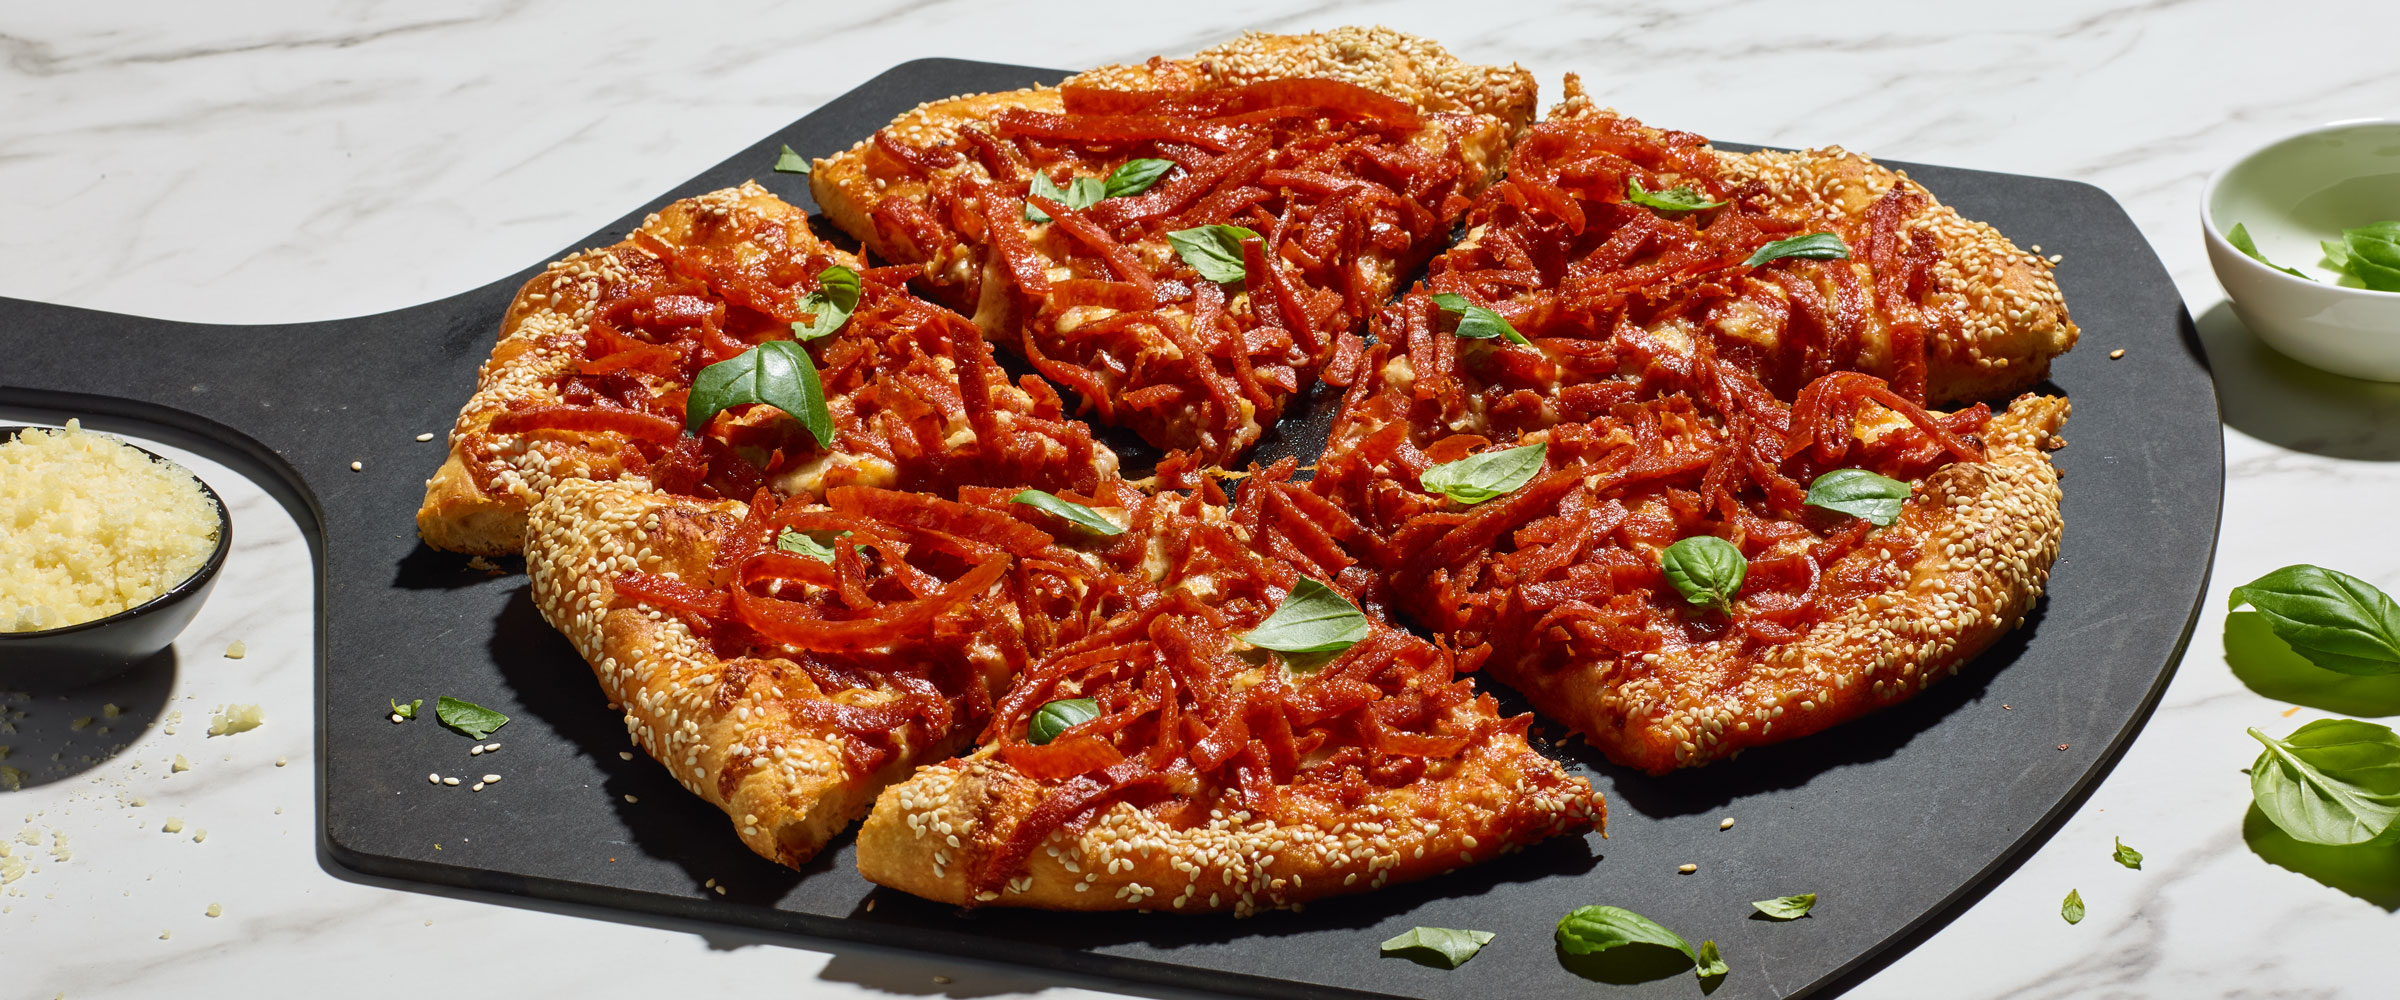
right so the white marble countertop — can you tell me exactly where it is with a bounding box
[5,1,2398,996]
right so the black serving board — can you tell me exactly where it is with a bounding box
[0,59,2219,1000]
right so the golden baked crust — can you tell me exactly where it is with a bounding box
[523,478,1016,866]
[1546,75,2077,405]
[418,183,851,555]
[1491,396,2069,773]
[809,28,1538,464]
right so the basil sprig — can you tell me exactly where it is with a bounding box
[775,527,848,562]
[1025,173,1105,223]
[1010,489,1125,536]
[2247,718,2400,846]
[1661,536,1746,613]
[1694,940,1728,980]
[1028,697,1100,745]
[1167,225,1259,285]
[1240,577,1370,654]
[2228,222,2311,280]
[1750,894,1816,920]
[1625,178,1725,212]
[773,144,811,175]
[686,340,835,448]
[2228,564,2400,675]
[435,696,509,740]
[1555,906,1717,981]
[2112,837,2142,870]
[792,265,861,341]
[1430,292,1533,346]
[1805,469,1912,526]
[1420,443,1546,505]
[389,698,421,720]
[2321,220,2400,291]
[2061,889,2084,925]
[1379,926,1494,969]
[1104,158,1175,198]
[1743,232,1850,268]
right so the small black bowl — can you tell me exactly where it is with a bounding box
[0,426,233,690]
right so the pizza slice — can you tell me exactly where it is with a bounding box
[810,27,1537,465]
[853,468,1604,913]
[420,182,1114,555]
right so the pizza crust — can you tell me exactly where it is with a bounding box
[1491,394,2070,773]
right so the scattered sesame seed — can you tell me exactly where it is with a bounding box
[443,777,460,786]
[624,794,639,803]
[618,751,633,761]
[428,773,440,784]
[482,774,501,784]
[472,782,485,792]
[1720,817,1735,830]
[391,714,405,724]
[483,743,501,752]
[1677,864,1697,873]
[2109,349,2124,359]
[471,746,484,756]
[416,433,436,442]
[350,461,363,472]
[932,976,952,985]
[714,885,727,895]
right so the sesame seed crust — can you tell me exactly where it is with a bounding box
[1488,395,2069,773]
[1545,75,2076,406]
[418,182,857,555]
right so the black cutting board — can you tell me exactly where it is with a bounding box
[0,58,2218,1000]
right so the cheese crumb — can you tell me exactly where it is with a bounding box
[224,640,247,659]
[162,818,185,834]
[101,703,122,719]
[275,757,287,767]
[206,704,264,737]
[0,766,21,791]
[205,903,221,918]
[160,929,171,940]
[191,829,207,843]
[171,754,191,773]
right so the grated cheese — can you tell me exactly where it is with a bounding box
[206,704,264,737]
[0,420,218,631]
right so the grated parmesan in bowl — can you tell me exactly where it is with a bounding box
[0,421,221,631]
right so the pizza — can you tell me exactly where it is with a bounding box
[418,182,1113,555]
[442,26,2085,911]
[810,27,1536,466]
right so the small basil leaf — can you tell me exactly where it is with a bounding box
[1694,940,1728,980]
[390,698,421,720]
[2324,240,2353,272]
[1743,231,1850,268]
[2227,564,2400,675]
[1625,178,1725,212]
[792,265,862,341]
[2061,889,2084,925]
[1011,489,1125,536]
[1104,158,1175,198]
[2112,837,2142,870]
[2247,719,2400,845]
[1028,697,1100,745]
[1430,292,1533,346]
[1167,225,1259,285]
[776,527,842,562]
[2345,227,2400,291]
[434,695,509,740]
[1805,468,1912,526]
[773,144,811,175]
[1661,536,1746,612]
[2228,222,2312,280]
[1420,443,1546,505]
[1554,905,1696,961]
[1750,893,1816,920]
[1240,577,1370,654]
[687,340,835,448]
[1379,926,1494,969]
[1024,173,1107,223]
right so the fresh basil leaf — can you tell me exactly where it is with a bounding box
[1379,926,1495,969]
[1104,158,1175,198]
[390,698,421,720]
[1420,443,1546,505]
[1011,489,1125,536]
[1554,905,1695,961]
[434,696,509,740]
[1240,577,1371,654]
[1167,225,1259,285]
[1028,697,1100,745]
[1025,172,1107,223]
[1430,292,1533,346]
[687,340,835,448]
[1805,469,1912,526]
[2061,889,2084,925]
[1661,536,1746,613]
[2246,719,2400,845]
[773,144,811,175]
[1694,940,1728,980]
[1625,178,1725,212]
[776,527,842,562]
[792,265,862,341]
[1750,893,1816,920]
[2112,837,2142,870]
[2227,564,2400,675]
[1743,231,1850,268]
[2345,226,2400,291]
[2324,240,2353,271]
[2228,222,2312,280]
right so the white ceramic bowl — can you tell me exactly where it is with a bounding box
[2202,118,2400,381]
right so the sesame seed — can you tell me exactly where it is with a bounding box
[2109,349,2124,359]
[482,774,501,783]
[1678,864,1697,874]
[427,773,440,784]
[1720,818,1735,830]
[443,777,460,786]
[416,433,436,442]
[350,461,363,471]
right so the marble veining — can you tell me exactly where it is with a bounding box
[5,1,2399,996]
